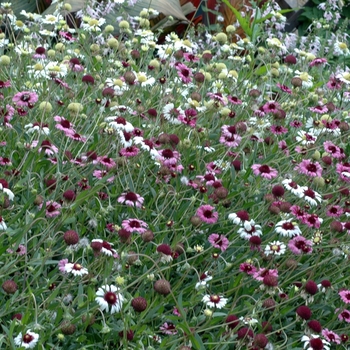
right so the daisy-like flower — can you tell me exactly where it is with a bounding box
[39,201,61,218]
[322,329,341,344]
[282,179,307,198]
[122,218,148,234]
[81,17,106,32]
[251,164,278,179]
[14,330,39,349]
[162,103,183,125]
[228,210,250,225]
[160,322,177,335]
[31,140,59,156]
[0,179,14,200]
[157,149,181,166]
[202,294,228,309]
[337,309,350,323]
[301,334,330,350]
[301,213,323,229]
[309,105,328,114]
[208,233,229,252]
[24,122,50,135]
[302,188,322,207]
[91,239,118,258]
[336,163,350,182]
[64,262,89,276]
[326,205,343,217]
[238,219,262,240]
[196,205,218,224]
[0,216,7,231]
[95,284,124,314]
[295,159,322,177]
[117,192,144,208]
[262,101,280,114]
[136,72,155,86]
[105,116,134,132]
[195,271,213,290]
[54,116,75,135]
[288,236,313,255]
[119,146,140,157]
[270,124,288,135]
[12,91,38,107]
[239,262,257,275]
[58,258,69,273]
[339,290,350,304]
[323,141,344,159]
[253,268,278,282]
[175,63,193,84]
[296,130,317,145]
[264,241,287,256]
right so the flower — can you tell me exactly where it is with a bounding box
[301,334,330,350]
[275,219,301,237]
[160,322,177,335]
[91,239,118,258]
[196,205,218,224]
[238,220,262,240]
[0,216,7,231]
[117,192,144,208]
[282,179,307,197]
[95,284,124,314]
[39,201,61,218]
[321,329,341,344]
[303,188,322,206]
[64,262,89,276]
[122,218,148,234]
[208,233,229,252]
[0,179,14,200]
[202,294,228,309]
[295,159,322,177]
[195,271,213,290]
[339,290,350,304]
[14,330,39,349]
[264,241,286,256]
[337,309,350,323]
[12,91,38,107]
[288,236,313,255]
[251,164,278,179]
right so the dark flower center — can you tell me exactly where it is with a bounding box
[309,338,323,350]
[23,334,34,343]
[104,291,117,305]
[162,149,174,158]
[61,119,70,128]
[304,189,315,198]
[306,164,317,172]
[116,117,126,125]
[73,263,82,270]
[129,220,141,228]
[282,222,294,230]
[259,165,270,173]
[203,210,213,218]
[210,295,220,303]
[125,192,137,201]
[47,204,56,212]
[21,94,30,102]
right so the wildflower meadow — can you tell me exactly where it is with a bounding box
[1,0,350,349]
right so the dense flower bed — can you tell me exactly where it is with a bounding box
[0,0,350,349]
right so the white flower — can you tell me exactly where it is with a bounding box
[275,219,301,237]
[264,241,287,256]
[239,316,259,325]
[24,123,50,135]
[0,183,14,200]
[14,330,39,349]
[64,263,89,276]
[136,72,155,86]
[301,334,330,350]
[282,179,307,198]
[296,130,317,145]
[238,220,262,240]
[302,188,322,207]
[202,294,228,309]
[105,116,134,132]
[96,284,124,314]
[0,216,7,231]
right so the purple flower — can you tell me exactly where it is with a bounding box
[175,63,193,84]
[196,205,218,224]
[39,201,61,218]
[339,290,350,304]
[122,218,148,234]
[288,236,313,255]
[12,91,38,107]
[294,159,322,177]
[251,164,278,179]
[117,192,144,208]
[208,233,229,252]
